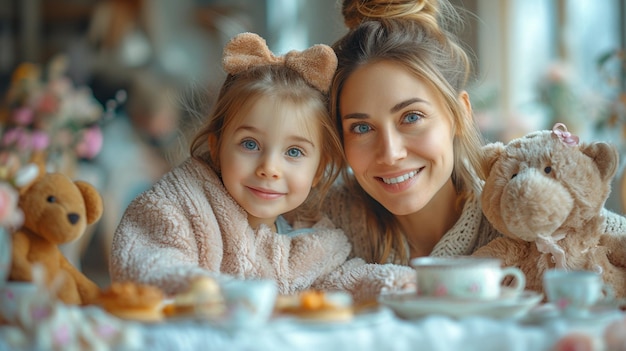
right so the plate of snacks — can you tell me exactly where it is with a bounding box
[161,276,227,320]
[96,281,166,323]
[162,277,280,330]
[273,290,393,329]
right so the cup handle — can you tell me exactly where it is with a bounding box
[502,267,526,294]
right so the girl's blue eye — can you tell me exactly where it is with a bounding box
[403,112,422,123]
[286,148,303,158]
[242,140,258,150]
[351,123,372,134]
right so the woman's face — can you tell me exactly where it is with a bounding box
[339,60,456,215]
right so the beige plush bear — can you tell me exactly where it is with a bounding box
[473,123,626,297]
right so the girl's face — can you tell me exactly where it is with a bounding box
[339,60,456,215]
[219,95,323,230]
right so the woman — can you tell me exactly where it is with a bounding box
[319,0,626,265]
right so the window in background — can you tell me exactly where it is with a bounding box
[558,0,622,142]
[266,0,344,54]
[473,0,623,144]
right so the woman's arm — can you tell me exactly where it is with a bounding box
[602,208,626,236]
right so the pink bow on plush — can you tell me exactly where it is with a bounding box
[222,32,337,93]
[552,123,579,147]
[536,233,567,268]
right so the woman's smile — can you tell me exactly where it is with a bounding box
[380,169,421,185]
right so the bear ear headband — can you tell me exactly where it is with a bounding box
[222,32,337,93]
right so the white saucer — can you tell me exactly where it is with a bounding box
[521,301,623,326]
[378,289,543,320]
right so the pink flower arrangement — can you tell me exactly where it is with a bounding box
[1,55,115,173]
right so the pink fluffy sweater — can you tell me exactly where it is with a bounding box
[110,154,415,301]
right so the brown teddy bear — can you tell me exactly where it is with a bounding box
[473,123,626,298]
[9,163,104,305]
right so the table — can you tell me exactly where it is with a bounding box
[1,304,623,351]
[140,308,623,351]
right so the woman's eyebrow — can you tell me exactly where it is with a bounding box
[342,98,429,120]
[390,98,428,114]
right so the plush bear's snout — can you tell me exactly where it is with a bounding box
[68,213,80,225]
[502,168,573,240]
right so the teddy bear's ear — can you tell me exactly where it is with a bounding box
[581,141,619,182]
[14,163,41,195]
[74,181,104,224]
[480,142,505,178]
[13,151,48,194]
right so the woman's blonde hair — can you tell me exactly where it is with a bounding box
[331,0,486,264]
[190,64,344,219]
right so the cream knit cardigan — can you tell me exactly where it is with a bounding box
[321,182,626,264]
[110,155,415,301]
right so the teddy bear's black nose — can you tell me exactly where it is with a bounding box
[67,213,80,225]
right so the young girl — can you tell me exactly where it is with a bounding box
[109,32,415,299]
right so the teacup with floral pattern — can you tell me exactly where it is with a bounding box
[543,269,613,317]
[410,256,526,300]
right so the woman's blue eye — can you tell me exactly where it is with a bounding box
[351,123,372,134]
[403,112,422,123]
[242,140,258,150]
[286,148,303,158]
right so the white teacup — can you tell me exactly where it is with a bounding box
[410,256,526,300]
[220,279,278,329]
[543,269,613,317]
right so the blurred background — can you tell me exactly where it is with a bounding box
[0,0,624,287]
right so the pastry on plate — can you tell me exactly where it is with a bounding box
[97,281,165,322]
[162,276,226,319]
[276,290,354,322]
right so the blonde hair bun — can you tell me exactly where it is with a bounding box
[342,0,442,32]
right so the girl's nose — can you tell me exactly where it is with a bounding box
[256,154,281,179]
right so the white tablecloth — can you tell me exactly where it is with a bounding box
[137,307,623,351]
[1,306,623,351]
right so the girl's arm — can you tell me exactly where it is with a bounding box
[109,192,226,296]
[250,221,352,294]
[312,258,416,303]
